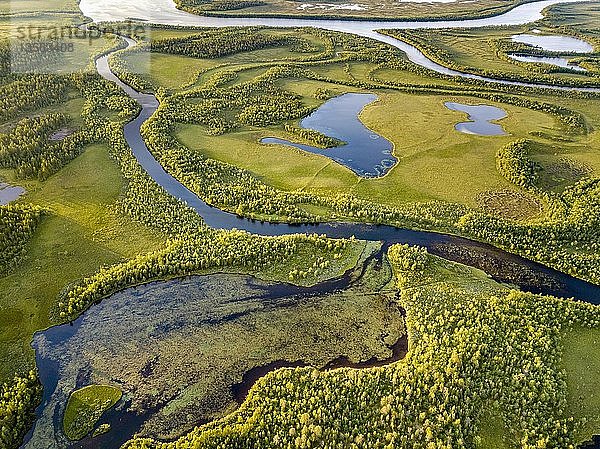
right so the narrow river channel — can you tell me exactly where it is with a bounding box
[94,34,600,303]
[20,1,600,447]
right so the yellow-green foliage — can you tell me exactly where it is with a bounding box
[59,230,357,319]
[0,204,44,274]
[62,384,122,441]
[0,371,41,449]
[496,139,540,189]
[122,245,600,449]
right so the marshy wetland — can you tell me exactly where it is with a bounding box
[25,246,405,447]
[1,0,600,448]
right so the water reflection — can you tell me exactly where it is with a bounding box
[508,53,587,71]
[445,102,507,136]
[261,93,396,177]
[0,182,25,205]
[511,33,594,53]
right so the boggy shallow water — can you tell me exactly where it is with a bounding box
[0,182,25,205]
[23,248,407,448]
[445,101,508,136]
[261,93,396,177]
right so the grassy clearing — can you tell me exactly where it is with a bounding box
[176,87,557,207]
[62,384,122,441]
[0,143,165,381]
[561,325,600,444]
[476,406,511,449]
[0,0,79,15]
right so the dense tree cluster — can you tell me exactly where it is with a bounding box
[59,230,352,319]
[496,139,541,188]
[173,0,266,13]
[0,113,96,180]
[151,29,289,59]
[0,371,41,449]
[0,75,69,123]
[122,245,600,449]
[283,124,343,148]
[0,203,44,275]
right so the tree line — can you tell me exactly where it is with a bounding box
[0,204,44,275]
[121,244,600,449]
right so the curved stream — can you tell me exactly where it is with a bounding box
[20,2,600,447]
[95,35,600,303]
[81,0,600,92]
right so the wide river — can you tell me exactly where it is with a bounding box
[80,0,600,92]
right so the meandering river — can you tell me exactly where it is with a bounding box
[91,3,600,302]
[80,0,600,92]
[19,1,600,447]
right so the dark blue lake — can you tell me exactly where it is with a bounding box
[261,93,396,178]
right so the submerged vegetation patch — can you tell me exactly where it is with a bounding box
[29,250,405,444]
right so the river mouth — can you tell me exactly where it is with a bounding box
[23,248,408,448]
[261,93,396,178]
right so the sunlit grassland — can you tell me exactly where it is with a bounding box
[561,325,600,444]
[121,29,328,89]
[0,0,79,14]
[477,407,511,448]
[543,2,600,39]
[0,15,115,74]
[176,85,558,207]
[0,143,166,381]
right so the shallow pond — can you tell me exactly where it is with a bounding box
[23,256,406,448]
[511,33,594,53]
[508,53,587,71]
[261,93,396,178]
[0,182,25,205]
[445,102,507,136]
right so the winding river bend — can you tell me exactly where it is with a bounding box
[81,0,600,92]
[94,32,600,303]
[21,1,600,447]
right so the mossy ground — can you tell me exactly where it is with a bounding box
[561,325,600,444]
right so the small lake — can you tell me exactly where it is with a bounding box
[261,93,396,178]
[445,102,507,136]
[0,182,25,205]
[511,33,594,53]
[508,53,587,71]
